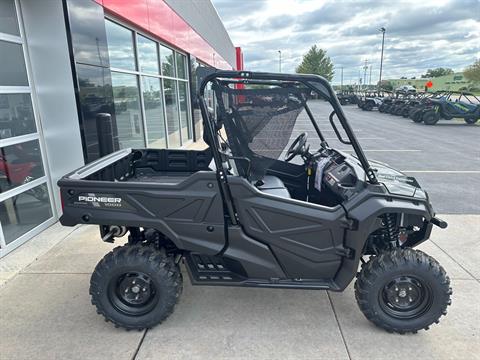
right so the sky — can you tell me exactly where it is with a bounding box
[212,0,480,85]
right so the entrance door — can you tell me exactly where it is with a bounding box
[0,0,55,257]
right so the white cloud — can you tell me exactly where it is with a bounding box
[213,0,480,84]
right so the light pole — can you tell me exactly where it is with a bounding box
[378,27,386,88]
[363,59,368,90]
[278,50,282,73]
[341,66,344,91]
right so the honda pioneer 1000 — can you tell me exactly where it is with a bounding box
[58,70,452,334]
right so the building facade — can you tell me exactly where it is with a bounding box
[388,73,476,92]
[0,0,241,257]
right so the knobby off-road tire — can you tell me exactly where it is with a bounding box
[422,110,440,125]
[355,248,451,334]
[90,244,183,330]
[465,117,479,124]
[363,102,373,111]
[411,111,423,123]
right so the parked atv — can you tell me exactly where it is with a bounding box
[379,91,405,113]
[359,91,389,111]
[59,70,452,334]
[399,92,429,118]
[386,93,409,115]
[337,91,358,105]
[378,92,395,113]
[390,94,417,116]
[409,92,447,123]
[421,92,480,125]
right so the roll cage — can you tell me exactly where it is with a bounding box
[197,69,378,185]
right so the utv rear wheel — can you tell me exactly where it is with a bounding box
[355,248,451,334]
[90,244,183,330]
[465,117,478,124]
[363,102,373,111]
[411,111,423,123]
[422,111,440,125]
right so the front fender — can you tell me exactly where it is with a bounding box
[333,194,434,290]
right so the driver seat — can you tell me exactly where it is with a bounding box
[254,176,291,199]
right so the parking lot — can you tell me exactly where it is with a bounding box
[0,100,479,360]
[297,100,480,214]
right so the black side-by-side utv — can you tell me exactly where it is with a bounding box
[58,70,452,334]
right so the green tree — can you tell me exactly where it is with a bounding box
[421,67,454,78]
[464,59,480,83]
[377,80,393,91]
[296,45,334,81]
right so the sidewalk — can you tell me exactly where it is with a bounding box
[0,215,479,360]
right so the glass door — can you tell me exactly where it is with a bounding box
[0,0,55,257]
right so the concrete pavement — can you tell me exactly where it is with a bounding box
[0,215,479,360]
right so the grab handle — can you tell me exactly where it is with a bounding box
[329,111,351,145]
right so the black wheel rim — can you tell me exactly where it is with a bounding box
[379,275,433,319]
[108,271,159,316]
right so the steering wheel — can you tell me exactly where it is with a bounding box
[285,132,308,162]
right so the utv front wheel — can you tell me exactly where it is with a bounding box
[90,244,183,330]
[411,111,423,123]
[465,117,478,124]
[355,248,451,334]
[422,111,440,125]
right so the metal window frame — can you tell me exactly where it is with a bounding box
[0,32,22,44]
[141,75,168,149]
[105,15,194,149]
[104,18,137,72]
[110,70,146,148]
[0,0,56,255]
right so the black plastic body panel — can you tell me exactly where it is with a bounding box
[59,148,225,255]
[332,183,435,290]
[222,227,286,279]
[227,176,347,280]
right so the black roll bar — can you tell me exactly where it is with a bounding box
[197,69,378,184]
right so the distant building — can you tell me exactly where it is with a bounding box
[388,73,476,92]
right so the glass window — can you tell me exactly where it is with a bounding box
[0,40,28,86]
[0,0,20,36]
[178,81,191,141]
[105,19,136,71]
[0,140,45,194]
[175,53,187,80]
[76,64,117,162]
[163,79,180,148]
[67,1,110,67]
[111,72,144,149]
[160,45,175,77]
[0,183,52,244]
[0,94,37,139]
[137,35,159,74]
[142,76,166,148]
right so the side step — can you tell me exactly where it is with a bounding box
[184,253,338,290]
[184,253,245,284]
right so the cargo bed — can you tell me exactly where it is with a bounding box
[57,147,228,255]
